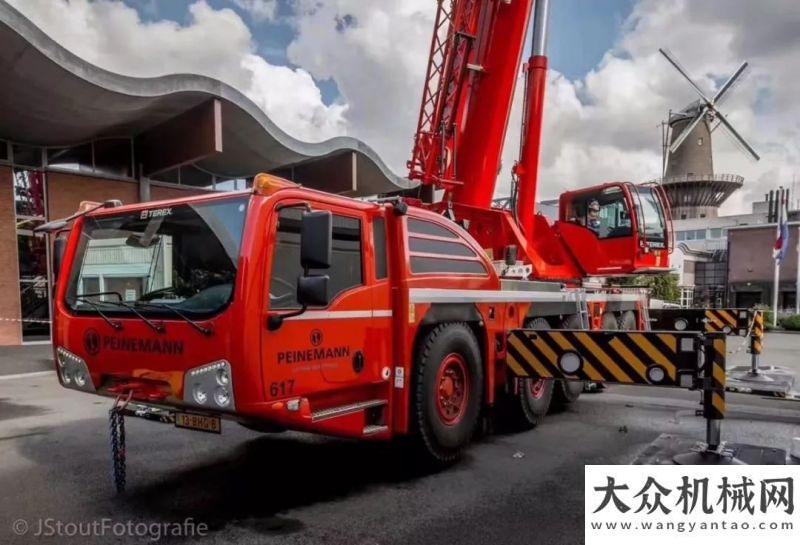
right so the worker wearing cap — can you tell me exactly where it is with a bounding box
[587,199,601,233]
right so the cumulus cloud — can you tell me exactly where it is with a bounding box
[6,0,346,143]
[7,0,799,211]
[230,0,277,23]
[285,0,800,211]
[287,0,434,174]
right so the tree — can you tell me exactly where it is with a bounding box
[616,274,680,303]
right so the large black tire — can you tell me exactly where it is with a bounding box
[412,322,483,464]
[552,314,584,406]
[504,317,554,429]
[602,313,619,331]
[618,310,637,331]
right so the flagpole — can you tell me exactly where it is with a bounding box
[772,187,782,327]
[796,222,799,315]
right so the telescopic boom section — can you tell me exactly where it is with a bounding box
[514,0,550,239]
[408,0,535,209]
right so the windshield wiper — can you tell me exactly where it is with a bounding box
[70,295,122,331]
[76,291,165,334]
[135,301,213,337]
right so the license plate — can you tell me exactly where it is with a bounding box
[174,412,221,434]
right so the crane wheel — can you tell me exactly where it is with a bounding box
[618,310,637,331]
[412,322,483,465]
[503,317,554,429]
[551,314,584,407]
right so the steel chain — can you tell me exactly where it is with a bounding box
[108,397,129,494]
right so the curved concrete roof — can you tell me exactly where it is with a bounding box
[0,0,413,195]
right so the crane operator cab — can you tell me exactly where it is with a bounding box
[556,182,673,276]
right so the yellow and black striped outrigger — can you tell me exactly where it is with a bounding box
[505,328,729,447]
[506,330,700,387]
[649,308,753,337]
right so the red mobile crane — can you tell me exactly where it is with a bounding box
[42,0,700,477]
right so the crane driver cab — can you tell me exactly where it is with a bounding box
[556,182,673,276]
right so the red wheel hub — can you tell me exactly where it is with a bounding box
[528,378,547,400]
[436,353,470,425]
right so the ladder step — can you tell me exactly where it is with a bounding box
[363,424,388,436]
[311,399,387,422]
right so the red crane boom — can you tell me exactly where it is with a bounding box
[408,0,534,210]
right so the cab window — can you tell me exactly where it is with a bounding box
[570,189,632,239]
[407,218,488,276]
[269,207,363,309]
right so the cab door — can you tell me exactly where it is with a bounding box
[557,185,638,275]
[261,201,391,402]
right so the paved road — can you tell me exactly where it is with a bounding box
[1,370,799,545]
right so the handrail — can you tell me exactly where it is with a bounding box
[646,173,744,185]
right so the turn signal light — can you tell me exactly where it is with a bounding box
[253,173,298,196]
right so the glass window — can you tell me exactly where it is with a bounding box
[216,178,248,191]
[269,208,363,309]
[47,143,93,173]
[694,229,706,240]
[410,257,487,275]
[409,237,477,257]
[676,231,686,241]
[685,230,696,241]
[94,138,133,178]
[179,165,214,187]
[66,195,249,318]
[19,279,50,341]
[373,217,388,280]
[408,218,458,239]
[13,170,50,341]
[570,188,633,240]
[709,228,722,239]
[13,170,47,218]
[12,144,42,168]
[635,187,666,246]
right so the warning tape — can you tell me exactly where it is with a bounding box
[0,317,52,324]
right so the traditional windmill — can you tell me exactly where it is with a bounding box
[658,48,760,220]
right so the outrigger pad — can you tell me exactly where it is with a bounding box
[634,434,796,465]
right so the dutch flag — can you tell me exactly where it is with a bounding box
[773,196,790,264]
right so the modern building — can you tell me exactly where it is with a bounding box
[728,221,800,310]
[669,193,799,309]
[0,1,410,345]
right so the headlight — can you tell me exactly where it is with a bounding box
[183,360,235,411]
[192,385,209,405]
[56,347,95,392]
[213,386,231,407]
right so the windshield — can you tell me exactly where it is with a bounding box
[636,187,666,246]
[65,195,249,317]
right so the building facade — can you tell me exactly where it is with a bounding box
[0,1,410,345]
[728,222,799,311]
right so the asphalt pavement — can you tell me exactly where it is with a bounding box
[0,334,799,544]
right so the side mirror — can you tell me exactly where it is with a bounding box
[300,211,332,269]
[53,236,67,281]
[297,275,329,307]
